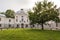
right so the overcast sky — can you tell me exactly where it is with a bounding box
[0,0,60,12]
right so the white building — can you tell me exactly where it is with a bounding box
[0,9,30,29]
[0,9,60,30]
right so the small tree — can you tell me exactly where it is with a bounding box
[28,0,59,30]
[5,9,15,18]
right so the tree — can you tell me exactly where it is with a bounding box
[5,9,15,18]
[28,0,59,30]
[0,12,5,14]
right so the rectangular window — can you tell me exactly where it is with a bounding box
[9,19,11,22]
[0,24,1,27]
[9,24,11,27]
[0,18,1,21]
[16,19,18,22]
[22,19,23,21]
[27,19,28,22]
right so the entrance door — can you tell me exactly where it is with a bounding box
[21,23,24,28]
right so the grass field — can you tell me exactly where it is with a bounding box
[0,28,60,40]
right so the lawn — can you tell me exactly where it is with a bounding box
[0,28,60,40]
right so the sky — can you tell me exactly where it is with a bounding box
[0,0,60,12]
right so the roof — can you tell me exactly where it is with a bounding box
[15,9,28,15]
[0,14,5,17]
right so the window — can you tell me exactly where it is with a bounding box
[20,21,21,22]
[0,24,1,27]
[16,19,18,22]
[48,24,51,27]
[9,24,11,27]
[0,18,1,21]
[26,24,28,28]
[16,24,19,28]
[56,23,58,27]
[33,25,35,27]
[21,24,24,28]
[9,19,11,22]
[24,21,25,23]
[22,16,23,17]
[22,19,23,21]
[27,19,28,22]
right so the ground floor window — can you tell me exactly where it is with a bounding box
[0,24,1,27]
[26,24,28,28]
[9,24,11,28]
[16,24,19,28]
[33,25,35,27]
[48,24,51,27]
[30,24,35,28]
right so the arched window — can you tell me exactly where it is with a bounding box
[9,19,11,22]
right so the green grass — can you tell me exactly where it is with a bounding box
[0,28,60,40]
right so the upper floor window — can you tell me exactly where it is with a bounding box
[24,21,25,23]
[16,19,18,22]
[22,19,23,21]
[9,19,11,22]
[0,18,1,21]
[16,16,18,18]
[22,16,23,17]
[27,19,28,22]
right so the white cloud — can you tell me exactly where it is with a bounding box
[0,0,59,12]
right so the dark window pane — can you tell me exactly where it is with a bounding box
[9,19,11,22]
[0,24,1,27]
[27,19,28,22]
[16,19,18,22]
[0,18,1,21]
[26,24,28,28]
[22,19,23,21]
[9,24,11,27]
[16,24,19,28]
[22,16,23,17]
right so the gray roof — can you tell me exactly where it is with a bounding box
[15,9,28,15]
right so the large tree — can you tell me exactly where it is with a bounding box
[28,0,59,30]
[5,9,15,18]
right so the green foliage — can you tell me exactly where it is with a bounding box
[5,9,15,18]
[28,0,60,30]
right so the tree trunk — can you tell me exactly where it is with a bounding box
[41,18,44,30]
[41,23,44,30]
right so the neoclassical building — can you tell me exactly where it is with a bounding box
[0,9,30,28]
[0,9,60,30]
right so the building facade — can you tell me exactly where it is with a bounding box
[0,9,60,30]
[0,9,30,28]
